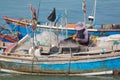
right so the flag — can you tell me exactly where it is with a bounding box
[82,0,86,13]
[47,8,56,22]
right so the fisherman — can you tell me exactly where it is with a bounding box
[59,22,90,52]
[63,21,89,46]
[73,21,89,46]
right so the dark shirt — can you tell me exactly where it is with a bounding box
[75,28,89,45]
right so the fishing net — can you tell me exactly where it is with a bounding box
[36,31,64,46]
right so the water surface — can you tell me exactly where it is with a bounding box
[0,72,120,80]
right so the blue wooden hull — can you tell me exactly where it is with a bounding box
[0,55,120,75]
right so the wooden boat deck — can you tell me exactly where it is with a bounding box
[0,40,119,62]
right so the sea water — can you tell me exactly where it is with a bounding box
[0,0,120,25]
[0,0,120,80]
[0,72,120,80]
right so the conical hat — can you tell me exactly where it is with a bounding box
[76,22,85,30]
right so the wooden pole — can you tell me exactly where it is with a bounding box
[84,10,86,26]
[65,9,68,38]
[83,0,86,26]
[49,22,52,48]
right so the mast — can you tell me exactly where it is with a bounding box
[93,0,96,25]
[82,0,86,26]
[30,4,38,47]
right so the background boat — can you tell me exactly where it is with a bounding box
[0,24,23,42]
[3,16,120,38]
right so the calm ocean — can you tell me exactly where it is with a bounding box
[0,0,120,80]
[0,72,120,80]
[0,0,120,25]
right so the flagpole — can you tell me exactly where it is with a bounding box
[49,22,52,48]
[47,8,56,48]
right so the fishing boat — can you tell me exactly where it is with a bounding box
[0,32,120,76]
[0,1,120,76]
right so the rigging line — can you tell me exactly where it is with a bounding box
[88,0,97,26]
[37,0,41,21]
[65,9,68,38]
[90,0,96,16]
[93,0,97,25]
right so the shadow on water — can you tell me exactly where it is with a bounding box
[0,72,120,80]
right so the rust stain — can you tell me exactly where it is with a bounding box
[113,69,120,75]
